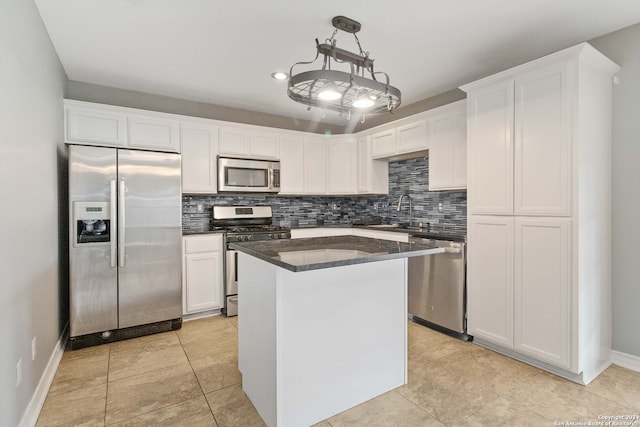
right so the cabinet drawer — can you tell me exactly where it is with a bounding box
[184,235,223,254]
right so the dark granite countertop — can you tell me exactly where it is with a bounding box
[292,224,467,242]
[229,235,445,272]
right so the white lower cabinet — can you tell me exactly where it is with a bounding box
[514,217,571,368]
[182,234,224,315]
[467,216,514,348]
[469,216,573,372]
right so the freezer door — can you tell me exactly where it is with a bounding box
[69,145,118,337]
[117,149,182,328]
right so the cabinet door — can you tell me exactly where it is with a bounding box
[357,136,389,194]
[184,251,224,313]
[250,131,280,159]
[396,120,428,154]
[467,81,514,214]
[279,135,305,194]
[514,218,572,369]
[181,122,218,193]
[66,106,128,146]
[467,216,514,348]
[328,139,357,194]
[219,126,250,157]
[428,103,467,190]
[128,115,180,152]
[372,128,396,158]
[357,136,372,192]
[514,63,572,216]
[303,137,327,194]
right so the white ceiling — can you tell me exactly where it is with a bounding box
[35,0,640,125]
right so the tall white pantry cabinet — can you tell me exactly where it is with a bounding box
[461,43,619,384]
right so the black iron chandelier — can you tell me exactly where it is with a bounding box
[287,16,401,118]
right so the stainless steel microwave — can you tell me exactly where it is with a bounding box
[217,156,280,193]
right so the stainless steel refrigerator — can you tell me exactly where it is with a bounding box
[68,145,182,349]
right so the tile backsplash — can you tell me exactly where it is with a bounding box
[182,156,466,234]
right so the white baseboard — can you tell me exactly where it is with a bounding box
[611,350,640,372]
[18,323,68,427]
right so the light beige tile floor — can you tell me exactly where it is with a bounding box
[37,316,640,426]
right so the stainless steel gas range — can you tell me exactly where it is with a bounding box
[212,206,291,316]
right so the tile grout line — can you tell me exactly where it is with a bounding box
[178,329,221,426]
[104,344,112,426]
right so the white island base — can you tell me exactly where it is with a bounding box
[237,252,408,427]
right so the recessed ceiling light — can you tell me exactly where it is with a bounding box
[271,71,289,80]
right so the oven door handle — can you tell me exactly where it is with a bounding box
[226,249,238,289]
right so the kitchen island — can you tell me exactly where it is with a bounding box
[230,235,443,427]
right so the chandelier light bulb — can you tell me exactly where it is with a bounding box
[317,82,342,101]
[352,89,375,109]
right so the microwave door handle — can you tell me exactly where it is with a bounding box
[110,180,117,268]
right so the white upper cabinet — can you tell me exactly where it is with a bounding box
[466,80,514,214]
[371,128,396,158]
[219,126,250,156]
[428,100,467,191]
[514,63,571,216]
[219,126,279,159]
[327,137,357,194]
[303,136,328,194]
[279,134,305,194]
[64,100,180,152]
[66,104,128,146]
[396,120,428,153]
[466,58,573,216]
[249,131,280,159]
[357,136,388,194]
[371,118,428,159]
[181,122,219,193]
[128,114,180,152]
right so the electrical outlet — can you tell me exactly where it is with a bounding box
[438,203,443,213]
[16,359,22,387]
[196,203,204,213]
[32,337,37,361]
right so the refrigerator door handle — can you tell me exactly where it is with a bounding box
[118,179,126,268]
[110,180,117,268]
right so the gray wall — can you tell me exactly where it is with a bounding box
[590,24,640,358]
[0,0,67,425]
[65,81,464,136]
[66,80,347,136]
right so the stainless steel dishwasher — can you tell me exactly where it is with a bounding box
[408,236,470,340]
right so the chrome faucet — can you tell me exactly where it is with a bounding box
[396,193,412,227]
